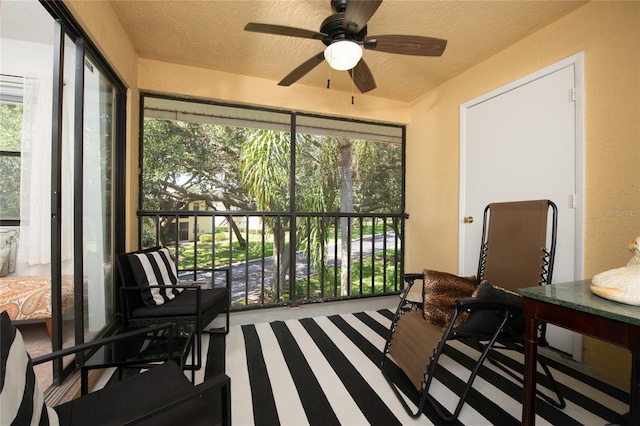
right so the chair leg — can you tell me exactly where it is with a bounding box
[382,371,425,418]
[537,357,566,408]
[486,349,565,409]
[188,326,202,371]
[418,315,510,422]
[190,335,196,382]
[204,309,230,335]
[484,334,566,409]
[184,316,202,371]
[197,323,202,370]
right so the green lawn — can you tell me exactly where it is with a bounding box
[177,235,274,269]
[296,249,402,299]
[177,220,396,270]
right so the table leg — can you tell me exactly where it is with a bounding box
[630,353,640,426]
[523,316,539,425]
[81,367,88,395]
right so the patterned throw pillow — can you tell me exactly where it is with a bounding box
[0,310,59,425]
[422,269,477,327]
[128,247,183,306]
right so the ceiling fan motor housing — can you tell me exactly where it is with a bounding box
[320,13,367,46]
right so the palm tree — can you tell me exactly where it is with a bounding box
[241,130,357,298]
[240,129,291,295]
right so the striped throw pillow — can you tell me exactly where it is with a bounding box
[128,247,184,306]
[0,310,59,426]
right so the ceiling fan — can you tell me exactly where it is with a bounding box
[244,0,447,93]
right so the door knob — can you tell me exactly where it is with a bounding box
[463,216,474,224]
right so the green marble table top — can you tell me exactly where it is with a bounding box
[518,280,640,326]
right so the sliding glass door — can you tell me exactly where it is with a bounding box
[82,54,115,340]
[0,0,125,386]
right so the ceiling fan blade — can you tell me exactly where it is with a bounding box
[342,0,383,34]
[244,23,328,41]
[348,59,376,93]
[278,52,326,87]
[365,34,447,56]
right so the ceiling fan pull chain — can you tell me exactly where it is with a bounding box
[351,68,355,105]
[327,56,333,89]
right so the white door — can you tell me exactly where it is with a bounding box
[459,56,584,357]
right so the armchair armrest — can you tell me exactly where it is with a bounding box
[456,296,522,313]
[399,272,424,301]
[450,295,524,338]
[213,266,231,291]
[403,272,424,284]
[120,284,204,290]
[176,266,231,290]
[181,280,210,287]
[102,373,231,426]
[32,322,175,366]
[120,284,202,304]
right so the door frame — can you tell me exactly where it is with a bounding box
[458,52,585,360]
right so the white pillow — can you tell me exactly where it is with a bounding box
[0,246,11,277]
[0,311,59,425]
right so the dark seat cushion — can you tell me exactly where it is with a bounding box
[129,287,228,318]
[54,362,218,426]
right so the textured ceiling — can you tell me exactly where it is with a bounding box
[110,0,587,103]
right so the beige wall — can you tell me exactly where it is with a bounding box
[137,59,410,124]
[406,1,640,388]
[64,0,142,250]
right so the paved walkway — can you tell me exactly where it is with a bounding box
[179,232,399,303]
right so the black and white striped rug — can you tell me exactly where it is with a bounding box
[205,309,629,425]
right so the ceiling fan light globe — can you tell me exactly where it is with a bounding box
[324,40,362,71]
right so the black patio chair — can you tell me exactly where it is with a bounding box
[117,246,230,371]
[0,310,231,426]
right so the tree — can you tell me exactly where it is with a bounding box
[353,139,402,214]
[239,129,290,295]
[353,139,403,237]
[142,118,253,246]
[0,103,23,219]
[294,135,402,296]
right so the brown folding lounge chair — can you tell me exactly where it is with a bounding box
[381,199,565,421]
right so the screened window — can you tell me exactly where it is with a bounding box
[141,96,403,216]
[140,95,405,307]
[0,84,23,222]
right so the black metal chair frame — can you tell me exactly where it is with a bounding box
[31,323,231,425]
[381,200,565,422]
[116,246,230,373]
